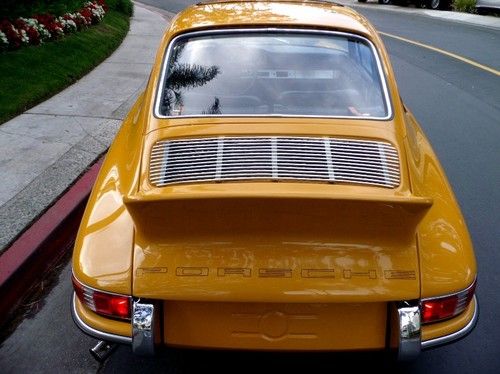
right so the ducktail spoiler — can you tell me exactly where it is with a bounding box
[123,191,432,244]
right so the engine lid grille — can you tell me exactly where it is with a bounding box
[149,136,400,188]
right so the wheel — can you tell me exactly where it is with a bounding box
[427,0,440,9]
[416,0,426,8]
[378,0,392,4]
[358,0,367,2]
[427,0,451,9]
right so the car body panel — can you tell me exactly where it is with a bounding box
[476,0,500,11]
[163,301,388,350]
[71,93,145,294]
[167,2,373,39]
[403,108,477,297]
[129,190,430,302]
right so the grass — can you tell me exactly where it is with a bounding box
[453,0,477,12]
[0,6,131,125]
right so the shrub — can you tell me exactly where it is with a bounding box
[453,0,476,13]
[106,0,133,16]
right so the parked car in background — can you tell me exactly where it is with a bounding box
[476,0,500,14]
[71,0,478,362]
[358,0,451,10]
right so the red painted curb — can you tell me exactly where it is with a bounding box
[0,158,103,322]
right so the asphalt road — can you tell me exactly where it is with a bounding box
[1,2,499,373]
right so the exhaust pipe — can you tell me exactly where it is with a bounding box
[90,341,117,363]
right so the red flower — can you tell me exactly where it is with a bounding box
[79,8,93,24]
[35,14,55,26]
[12,19,40,45]
[97,0,109,12]
[72,16,85,30]
[14,19,27,30]
[46,22,63,39]
[26,26,40,45]
[0,20,22,49]
[0,19,13,33]
[33,14,64,39]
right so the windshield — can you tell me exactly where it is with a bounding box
[157,31,390,118]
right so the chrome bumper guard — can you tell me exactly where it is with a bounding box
[132,300,157,355]
[396,302,421,361]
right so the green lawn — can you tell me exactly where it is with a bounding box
[0,6,131,125]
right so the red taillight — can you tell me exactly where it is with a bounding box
[421,280,476,324]
[72,275,131,320]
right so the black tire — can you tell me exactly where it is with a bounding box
[440,0,452,9]
[427,0,440,9]
[393,0,409,6]
[358,0,367,2]
[427,0,451,9]
[378,0,392,4]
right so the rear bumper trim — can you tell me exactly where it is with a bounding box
[71,293,477,350]
[71,292,132,345]
[421,295,478,349]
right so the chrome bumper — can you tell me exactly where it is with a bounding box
[71,293,478,356]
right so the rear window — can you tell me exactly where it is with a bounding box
[156,31,390,119]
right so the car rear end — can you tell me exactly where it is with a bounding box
[71,1,477,361]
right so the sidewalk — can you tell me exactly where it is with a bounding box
[0,3,170,253]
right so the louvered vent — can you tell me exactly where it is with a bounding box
[149,137,400,188]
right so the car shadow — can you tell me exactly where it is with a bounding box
[99,346,420,373]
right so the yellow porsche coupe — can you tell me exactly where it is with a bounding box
[71,0,477,361]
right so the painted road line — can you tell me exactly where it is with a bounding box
[379,31,500,77]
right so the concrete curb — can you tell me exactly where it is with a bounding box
[0,159,102,323]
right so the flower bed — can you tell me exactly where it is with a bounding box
[0,1,108,50]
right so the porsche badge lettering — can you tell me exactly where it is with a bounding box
[136,267,416,280]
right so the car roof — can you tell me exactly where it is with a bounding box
[168,0,375,39]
